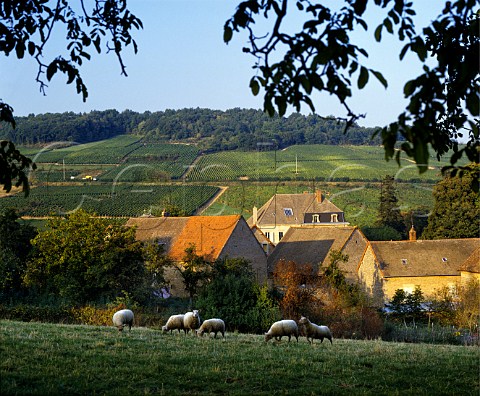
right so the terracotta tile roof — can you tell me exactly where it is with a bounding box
[125,217,189,251]
[459,247,480,273]
[169,215,241,261]
[247,192,344,226]
[370,239,480,277]
[266,226,357,274]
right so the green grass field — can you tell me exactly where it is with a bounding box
[1,320,478,395]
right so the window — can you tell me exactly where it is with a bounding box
[283,208,293,216]
[278,232,284,240]
[331,213,338,222]
[442,257,448,262]
[312,214,320,223]
[265,232,270,240]
[401,259,408,265]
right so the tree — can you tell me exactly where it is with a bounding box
[0,208,37,297]
[273,259,319,319]
[387,286,426,324]
[0,0,142,194]
[376,175,405,235]
[225,0,479,178]
[174,245,211,308]
[23,210,145,304]
[196,257,279,333]
[422,164,480,239]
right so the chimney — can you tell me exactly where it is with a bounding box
[252,206,258,226]
[315,190,323,203]
[409,225,417,241]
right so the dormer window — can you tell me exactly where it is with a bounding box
[283,208,293,216]
[401,259,408,265]
[442,257,448,262]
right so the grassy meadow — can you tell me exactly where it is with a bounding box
[1,320,478,395]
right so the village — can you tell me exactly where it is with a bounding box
[126,189,480,308]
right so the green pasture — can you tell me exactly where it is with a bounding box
[0,184,218,217]
[1,320,478,395]
[202,181,434,228]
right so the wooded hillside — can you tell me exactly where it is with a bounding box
[3,108,381,150]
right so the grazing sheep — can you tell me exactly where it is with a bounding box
[264,320,299,343]
[298,316,333,344]
[196,318,225,338]
[112,309,134,332]
[183,310,202,333]
[162,314,185,334]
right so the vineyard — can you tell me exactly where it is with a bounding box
[201,181,435,228]
[6,136,457,222]
[0,184,218,217]
[186,145,456,182]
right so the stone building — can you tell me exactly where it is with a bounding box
[126,215,268,297]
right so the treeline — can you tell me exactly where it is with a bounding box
[4,108,381,150]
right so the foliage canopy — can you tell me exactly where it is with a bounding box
[0,0,141,194]
[225,0,479,175]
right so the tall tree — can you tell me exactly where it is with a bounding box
[0,208,37,297]
[422,164,480,239]
[225,0,479,179]
[24,210,145,304]
[0,0,142,194]
[376,175,405,234]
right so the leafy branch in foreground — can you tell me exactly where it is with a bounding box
[0,0,142,193]
[225,0,479,177]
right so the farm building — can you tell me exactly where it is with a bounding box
[358,237,480,306]
[126,215,268,297]
[247,190,348,245]
[458,247,480,283]
[266,225,368,281]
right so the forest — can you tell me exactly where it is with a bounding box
[2,108,381,150]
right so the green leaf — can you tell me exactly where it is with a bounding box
[466,92,480,116]
[28,41,36,56]
[384,18,393,34]
[46,62,57,81]
[414,142,429,173]
[399,43,410,60]
[358,66,369,89]
[403,80,415,97]
[371,70,388,88]
[250,78,260,96]
[374,25,382,42]
[223,25,233,43]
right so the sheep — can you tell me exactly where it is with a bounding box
[264,320,299,343]
[162,314,185,334]
[196,318,225,338]
[112,309,134,332]
[183,310,202,334]
[298,316,333,344]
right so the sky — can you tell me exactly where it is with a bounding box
[1,0,447,128]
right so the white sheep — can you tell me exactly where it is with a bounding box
[298,316,333,344]
[196,318,225,338]
[112,309,134,332]
[162,314,185,334]
[183,310,202,334]
[264,319,299,342]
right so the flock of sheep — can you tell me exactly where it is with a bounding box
[112,308,333,344]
